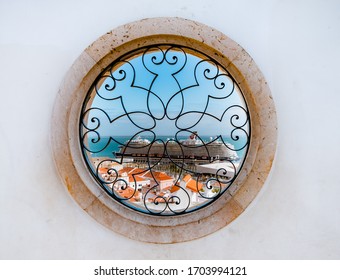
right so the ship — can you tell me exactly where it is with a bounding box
[116,132,238,162]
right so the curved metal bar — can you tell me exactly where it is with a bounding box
[79,44,251,216]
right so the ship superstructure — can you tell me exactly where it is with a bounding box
[116,132,238,162]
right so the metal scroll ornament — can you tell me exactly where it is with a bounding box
[80,45,250,216]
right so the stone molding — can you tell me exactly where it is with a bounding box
[51,17,277,243]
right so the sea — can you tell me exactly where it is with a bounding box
[88,135,248,159]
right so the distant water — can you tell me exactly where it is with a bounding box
[87,135,248,159]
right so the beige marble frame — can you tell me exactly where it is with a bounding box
[51,17,277,243]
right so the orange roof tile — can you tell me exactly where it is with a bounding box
[141,170,152,178]
[170,185,180,193]
[186,179,203,193]
[142,170,173,181]
[119,167,145,176]
[127,175,146,182]
[98,167,109,174]
[133,168,145,174]
[117,187,135,198]
[155,173,173,181]
[118,167,135,175]
[183,174,192,183]
[148,196,170,204]
[117,187,140,201]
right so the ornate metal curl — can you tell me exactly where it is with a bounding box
[79,45,250,216]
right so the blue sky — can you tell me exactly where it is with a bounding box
[85,47,249,138]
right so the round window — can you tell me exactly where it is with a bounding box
[52,18,277,243]
[80,45,250,215]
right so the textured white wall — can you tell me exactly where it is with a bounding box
[0,0,339,259]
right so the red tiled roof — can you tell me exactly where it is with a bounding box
[117,187,140,201]
[148,196,164,203]
[118,167,173,183]
[98,167,109,174]
[182,174,192,183]
[119,167,144,175]
[132,175,148,182]
[142,170,173,181]
[141,170,152,178]
[170,185,180,193]
[186,179,203,193]
[155,173,173,181]
[118,167,133,175]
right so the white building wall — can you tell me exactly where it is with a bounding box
[0,0,339,259]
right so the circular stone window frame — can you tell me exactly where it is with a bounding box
[52,17,277,244]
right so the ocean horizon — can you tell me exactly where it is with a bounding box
[87,135,248,159]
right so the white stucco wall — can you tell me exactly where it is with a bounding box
[0,0,339,259]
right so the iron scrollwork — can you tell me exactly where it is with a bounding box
[80,45,250,216]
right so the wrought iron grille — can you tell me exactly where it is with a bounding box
[79,45,250,216]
